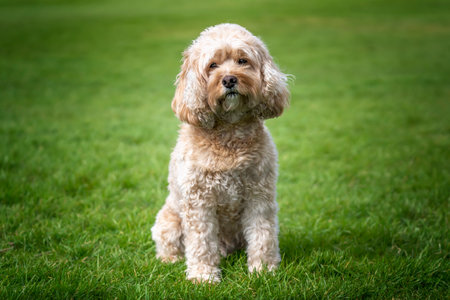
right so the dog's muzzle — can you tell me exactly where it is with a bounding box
[223,89,241,112]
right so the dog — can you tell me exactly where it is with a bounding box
[151,23,290,283]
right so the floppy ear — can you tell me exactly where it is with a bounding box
[171,49,215,129]
[255,50,290,120]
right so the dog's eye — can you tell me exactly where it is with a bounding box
[209,62,218,69]
[238,59,247,65]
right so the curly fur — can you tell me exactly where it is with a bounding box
[151,23,290,283]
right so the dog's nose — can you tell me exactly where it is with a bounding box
[222,75,238,88]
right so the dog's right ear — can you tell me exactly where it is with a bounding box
[171,49,215,129]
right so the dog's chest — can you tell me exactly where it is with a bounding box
[183,123,266,173]
[213,171,246,216]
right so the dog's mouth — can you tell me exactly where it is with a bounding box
[225,91,239,98]
[222,90,241,112]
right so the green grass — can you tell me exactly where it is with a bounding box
[1,0,449,298]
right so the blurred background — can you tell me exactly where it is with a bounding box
[1,0,448,298]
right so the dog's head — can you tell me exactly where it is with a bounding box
[171,23,290,128]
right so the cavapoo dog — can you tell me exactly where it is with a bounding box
[151,23,290,283]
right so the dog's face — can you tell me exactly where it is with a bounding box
[206,46,263,124]
[172,24,290,128]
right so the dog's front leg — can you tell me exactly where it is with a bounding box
[242,192,281,273]
[183,189,221,283]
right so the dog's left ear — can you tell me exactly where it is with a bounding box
[256,47,290,120]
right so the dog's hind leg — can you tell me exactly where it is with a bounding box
[151,199,184,263]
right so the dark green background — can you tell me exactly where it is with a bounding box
[1,0,448,298]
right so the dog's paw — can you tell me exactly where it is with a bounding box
[187,266,221,284]
[156,254,182,263]
[188,274,221,284]
[248,261,278,273]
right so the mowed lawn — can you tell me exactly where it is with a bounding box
[0,0,449,298]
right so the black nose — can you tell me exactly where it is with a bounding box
[222,75,238,88]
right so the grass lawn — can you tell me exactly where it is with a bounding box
[0,0,449,298]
